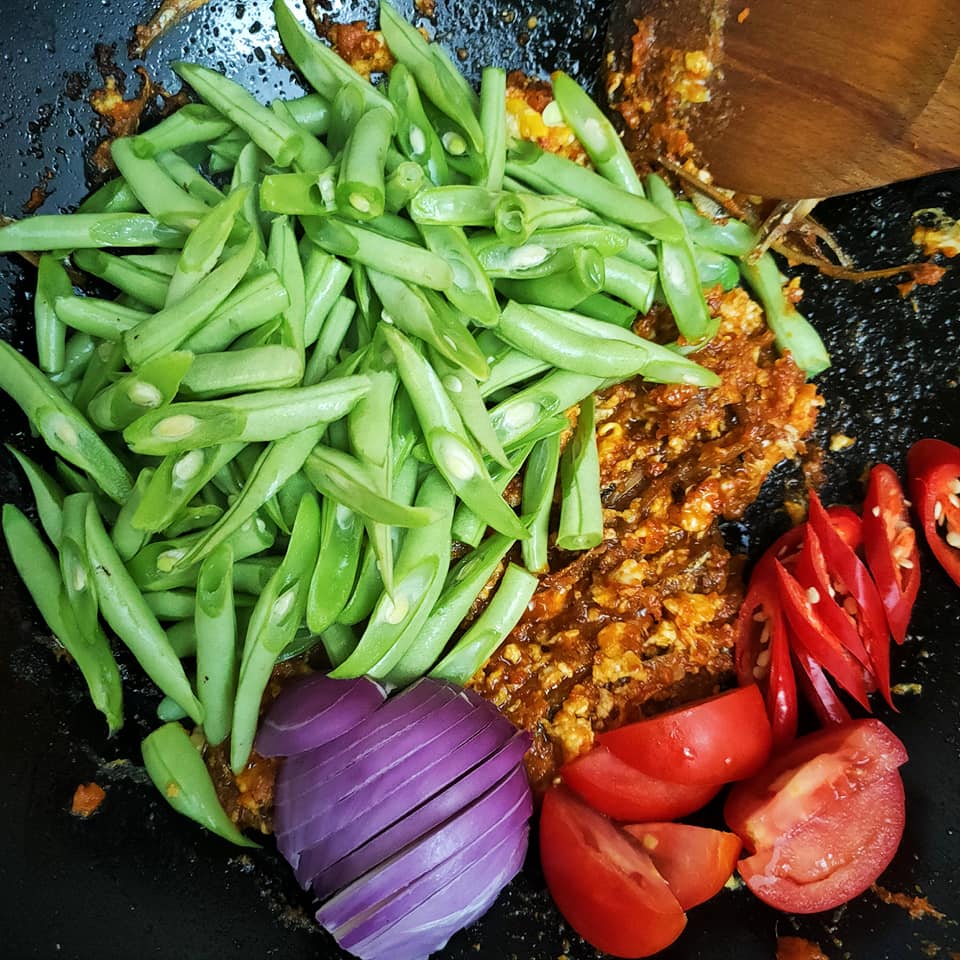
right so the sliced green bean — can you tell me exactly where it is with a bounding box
[85,501,202,723]
[320,622,358,667]
[368,268,488,379]
[73,249,169,310]
[497,246,604,309]
[430,561,537,685]
[259,171,333,216]
[48,332,97,388]
[268,215,307,370]
[387,62,449,186]
[739,251,830,376]
[494,191,592,245]
[5,445,65,546]
[304,295,356,384]
[384,531,514,687]
[576,293,638,328]
[111,137,210,227]
[72,341,125,416]
[303,246,352,347]
[302,216,453,290]
[0,339,132,503]
[181,346,302,399]
[521,431,561,573]
[53,295,148,341]
[409,185,500,227]
[274,92,331,135]
[645,173,715,344]
[145,589,197,621]
[306,497,364,634]
[552,70,643,196]
[88,351,194,431]
[696,247,740,290]
[337,535,384,626]
[163,503,225,538]
[142,722,257,846]
[155,150,226,207]
[76,177,142,215]
[679,200,757,256]
[384,325,528,540]
[2,503,123,734]
[59,493,99,637]
[384,160,426,213]
[480,66,507,191]
[273,0,395,119]
[173,61,303,166]
[133,443,242,535]
[123,375,367,455]
[123,231,258,366]
[336,106,393,221]
[602,255,657,313]
[131,104,235,157]
[506,141,681,241]
[195,542,237,747]
[232,492,320,772]
[181,272,290,354]
[110,467,154,561]
[419,224,499,327]
[35,255,72,374]
[556,394,603,551]
[0,213,183,252]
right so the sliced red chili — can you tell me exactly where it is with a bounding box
[907,438,960,588]
[791,646,852,727]
[773,560,872,711]
[734,557,798,748]
[862,464,920,644]
[807,491,893,708]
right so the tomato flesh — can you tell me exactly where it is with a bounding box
[598,685,773,787]
[725,720,908,915]
[540,786,687,958]
[862,463,920,644]
[561,745,720,822]
[622,822,741,910]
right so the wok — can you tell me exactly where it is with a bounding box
[0,1,958,958]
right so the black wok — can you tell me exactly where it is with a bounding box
[0,1,958,957]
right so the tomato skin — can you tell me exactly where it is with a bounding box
[862,464,920,644]
[561,745,720,821]
[598,685,773,787]
[622,822,742,910]
[725,720,908,915]
[540,786,687,958]
[907,438,960,588]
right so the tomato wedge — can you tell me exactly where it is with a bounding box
[862,464,920,644]
[598,685,772,786]
[725,720,908,914]
[561,745,720,821]
[622,822,741,910]
[540,786,687,958]
[908,438,960,587]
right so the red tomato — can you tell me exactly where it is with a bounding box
[907,438,960,587]
[622,822,742,910]
[725,720,908,914]
[540,786,687,958]
[862,464,920,644]
[598,686,773,786]
[735,557,798,748]
[561,745,720,821]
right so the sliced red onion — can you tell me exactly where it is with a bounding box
[349,828,529,960]
[277,680,457,804]
[264,676,533,960]
[304,730,531,897]
[275,684,457,859]
[317,764,531,933]
[289,712,507,887]
[280,696,490,865]
[255,673,385,757]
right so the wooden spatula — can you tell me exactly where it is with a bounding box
[606,0,960,198]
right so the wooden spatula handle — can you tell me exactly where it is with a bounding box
[697,0,960,198]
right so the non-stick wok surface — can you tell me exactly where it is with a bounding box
[0,1,958,957]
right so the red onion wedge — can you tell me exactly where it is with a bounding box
[279,697,494,867]
[349,828,529,960]
[299,726,526,895]
[317,763,532,933]
[255,673,386,758]
[262,676,533,960]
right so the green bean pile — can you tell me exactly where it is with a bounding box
[0,0,830,798]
